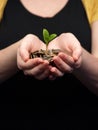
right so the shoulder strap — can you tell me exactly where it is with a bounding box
[0,0,8,21]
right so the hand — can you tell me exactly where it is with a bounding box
[17,33,82,80]
[17,34,51,80]
[48,33,82,76]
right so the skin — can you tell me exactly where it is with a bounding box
[17,28,98,95]
[0,40,20,83]
[0,0,98,95]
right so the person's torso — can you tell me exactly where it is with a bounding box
[0,0,97,123]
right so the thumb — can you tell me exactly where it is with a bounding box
[72,46,82,62]
[18,47,30,62]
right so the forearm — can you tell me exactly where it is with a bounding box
[0,41,20,83]
[74,48,98,95]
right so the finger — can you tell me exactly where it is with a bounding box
[57,52,75,66]
[72,46,82,62]
[18,47,30,62]
[35,69,50,80]
[24,60,49,77]
[17,57,44,70]
[18,36,33,62]
[24,68,50,80]
[19,34,44,61]
[53,55,74,72]
[49,66,64,77]
[74,56,82,68]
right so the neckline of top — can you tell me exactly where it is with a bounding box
[19,0,71,19]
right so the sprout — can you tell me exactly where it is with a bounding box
[43,28,57,53]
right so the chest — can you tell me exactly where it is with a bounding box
[0,0,91,51]
[20,0,69,18]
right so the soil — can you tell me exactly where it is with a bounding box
[30,49,61,65]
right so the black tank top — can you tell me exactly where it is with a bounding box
[0,0,98,129]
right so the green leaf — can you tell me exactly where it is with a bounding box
[49,34,57,42]
[43,28,57,46]
[43,28,50,44]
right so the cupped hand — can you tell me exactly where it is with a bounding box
[48,33,82,75]
[17,34,51,80]
[17,33,82,80]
